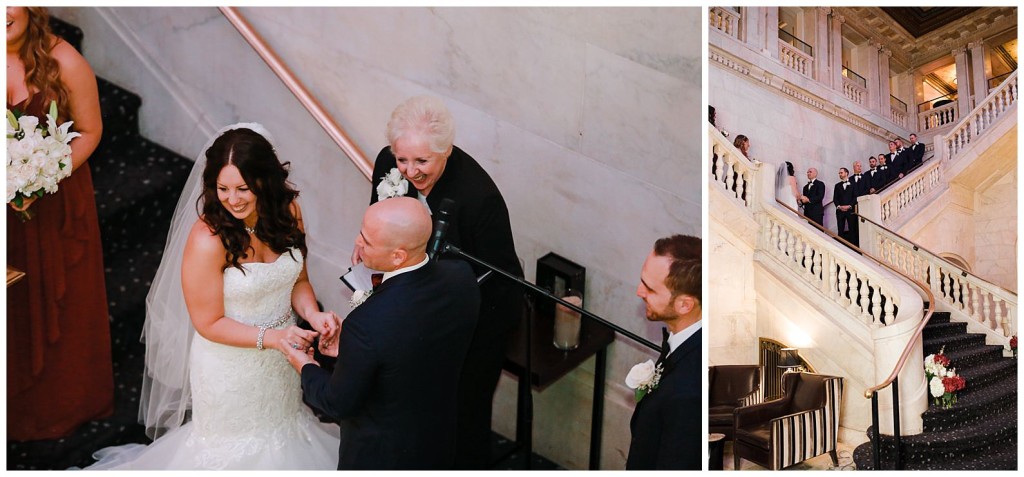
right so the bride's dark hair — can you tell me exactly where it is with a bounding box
[785,161,795,176]
[198,128,305,271]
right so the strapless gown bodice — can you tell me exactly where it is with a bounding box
[87,249,340,470]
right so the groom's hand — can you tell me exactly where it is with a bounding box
[280,338,318,373]
[307,310,341,346]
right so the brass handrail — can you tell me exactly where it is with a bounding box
[219,7,373,181]
[770,201,935,399]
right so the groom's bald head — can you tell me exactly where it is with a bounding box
[357,197,431,271]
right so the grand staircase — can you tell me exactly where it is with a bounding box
[852,311,1018,469]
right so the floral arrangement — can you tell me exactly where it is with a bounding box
[376,168,409,201]
[348,289,372,308]
[6,100,79,221]
[625,359,663,403]
[1009,335,1017,358]
[924,346,966,409]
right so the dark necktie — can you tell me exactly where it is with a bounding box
[656,328,670,366]
[371,273,384,291]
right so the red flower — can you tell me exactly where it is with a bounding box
[934,354,951,367]
[942,375,966,393]
[1011,335,1018,349]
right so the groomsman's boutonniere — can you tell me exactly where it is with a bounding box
[376,168,409,201]
[349,289,372,308]
[625,359,663,403]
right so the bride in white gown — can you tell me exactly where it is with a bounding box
[86,124,341,470]
[776,160,800,211]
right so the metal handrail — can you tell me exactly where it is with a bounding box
[219,7,373,180]
[842,66,867,88]
[778,29,813,56]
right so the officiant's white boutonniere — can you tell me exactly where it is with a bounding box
[376,168,409,201]
[625,359,663,403]
[349,289,372,308]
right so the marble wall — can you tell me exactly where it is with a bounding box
[51,6,700,469]
[973,171,1017,291]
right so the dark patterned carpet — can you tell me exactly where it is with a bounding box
[853,311,1018,470]
[7,16,560,471]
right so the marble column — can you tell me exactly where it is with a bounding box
[969,40,989,104]
[953,46,971,115]
[866,42,881,113]
[765,7,780,59]
[830,12,845,90]
[878,47,892,116]
[814,7,831,83]
[742,6,764,50]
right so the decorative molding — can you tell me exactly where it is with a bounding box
[709,45,906,142]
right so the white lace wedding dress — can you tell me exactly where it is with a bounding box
[86,250,340,470]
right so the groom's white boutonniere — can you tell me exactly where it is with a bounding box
[625,359,663,403]
[376,168,409,201]
[349,289,372,308]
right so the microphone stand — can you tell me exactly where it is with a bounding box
[442,243,660,352]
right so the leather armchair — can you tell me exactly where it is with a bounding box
[708,365,763,439]
[733,373,844,470]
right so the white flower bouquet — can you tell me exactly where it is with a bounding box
[6,100,79,221]
[376,167,409,201]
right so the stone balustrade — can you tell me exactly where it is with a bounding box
[709,124,755,210]
[918,101,958,132]
[708,7,740,40]
[942,71,1018,162]
[875,160,943,226]
[842,76,867,105]
[889,106,907,129]
[778,40,814,79]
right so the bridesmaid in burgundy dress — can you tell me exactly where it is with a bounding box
[6,6,114,440]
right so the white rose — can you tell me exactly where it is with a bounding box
[349,289,371,308]
[929,376,944,398]
[376,180,397,200]
[625,359,656,389]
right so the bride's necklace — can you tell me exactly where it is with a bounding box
[244,223,256,235]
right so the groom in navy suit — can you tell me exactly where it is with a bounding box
[626,235,702,470]
[281,197,479,469]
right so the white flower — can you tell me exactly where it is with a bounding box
[348,289,372,308]
[376,167,409,200]
[625,359,663,402]
[929,376,945,398]
[625,359,657,389]
[6,102,76,208]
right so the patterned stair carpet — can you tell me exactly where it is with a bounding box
[8,16,562,472]
[852,311,1018,470]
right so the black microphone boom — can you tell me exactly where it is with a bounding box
[428,198,456,261]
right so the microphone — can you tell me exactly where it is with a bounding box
[428,198,456,261]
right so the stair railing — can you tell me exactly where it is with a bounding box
[711,123,937,470]
[219,7,373,180]
[938,70,1018,164]
[858,214,1017,347]
[871,156,943,227]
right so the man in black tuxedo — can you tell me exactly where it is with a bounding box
[875,154,892,191]
[907,133,925,169]
[799,167,825,226]
[626,235,701,470]
[885,140,905,182]
[283,197,480,469]
[850,160,869,198]
[833,168,857,245]
[866,156,881,194]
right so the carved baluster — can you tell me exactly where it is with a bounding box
[983,292,993,330]
[794,235,806,274]
[993,297,1005,334]
[1002,302,1014,337]
[736,171,747,206]
[804,241,814,278]
[970,285,981,322]
[871,281,882,325]
[770,221,781,256]
[828,255,839,300]
[882,289,895,325]
[813,248,823,285]
[724,158,735,196]
[860,275,871,321]
[837,262,849,305]
[940,269,950,304]
[849,269,861,314]
[786,231,796,268]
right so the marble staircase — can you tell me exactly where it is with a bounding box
[852,311,1017,470]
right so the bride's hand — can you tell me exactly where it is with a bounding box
[268,325,319,353]
[306,310,341,345]
[318,333,340,358]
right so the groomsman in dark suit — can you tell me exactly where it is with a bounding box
[866,156,882,194]
[850,160,869,198]
[907,133,925,168]
[626,235,701,470]
[885,140,905,181]
[799,167,825,226]
[833,168,857,246]
[283,197,480,470]
[875,154,892,191]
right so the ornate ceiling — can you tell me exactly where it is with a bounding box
[880,7,981,38]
